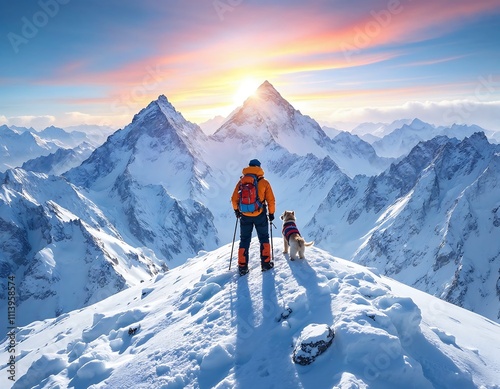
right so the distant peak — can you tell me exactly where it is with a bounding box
[153,94,177,115]
[259,80,273,88]
[256,80,279,95]
[218,79,297,128]
[462,131,488,147]
[157,94,169,103]
[250,80,290,106]
[409,118,430,129]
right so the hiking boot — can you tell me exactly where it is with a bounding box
[239,266,249,276]
[261,261,274,272]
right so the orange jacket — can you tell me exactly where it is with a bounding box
[231,166,276,216]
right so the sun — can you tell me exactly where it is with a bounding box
[233,78,260,106]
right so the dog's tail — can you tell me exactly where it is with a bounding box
[297,237,314,247]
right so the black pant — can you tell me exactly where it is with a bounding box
[238,211,270,267]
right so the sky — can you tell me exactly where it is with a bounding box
[1,0,500,131]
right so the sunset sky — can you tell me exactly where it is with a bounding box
[1,0,500,131]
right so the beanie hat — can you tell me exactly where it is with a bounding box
[249,159,261,167]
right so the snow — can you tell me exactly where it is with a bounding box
[2,240,499,388]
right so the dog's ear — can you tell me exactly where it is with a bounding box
[292,211,295,215]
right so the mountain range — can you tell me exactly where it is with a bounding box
[1,80,499,329]
[0,124,112,173]
[305,132,500,322]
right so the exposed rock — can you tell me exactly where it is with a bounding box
[292,323,334,365]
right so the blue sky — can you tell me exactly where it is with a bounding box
[1,0,499,130]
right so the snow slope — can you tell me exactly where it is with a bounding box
[3,240,499,389]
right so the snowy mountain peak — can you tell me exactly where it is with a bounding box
[223,80,295,126]
[409,118,431,130]
[310,132,500,322]
[209,82,391,176]
[155,94,180,119]
[254,80,283,100]
[130,94,197,136]
[211,81,327,156]
[460,131,490,151]
[0,124,12,134]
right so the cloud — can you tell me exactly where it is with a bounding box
[329,100,500,131]
[0,112,126,131]
[56,112,129,130]
[4,115,55,130]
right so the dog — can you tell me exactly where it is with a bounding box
[280,210,314,260]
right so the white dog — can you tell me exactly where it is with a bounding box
[281,210,314,260]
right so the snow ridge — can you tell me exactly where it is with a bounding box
[2,241,499,388]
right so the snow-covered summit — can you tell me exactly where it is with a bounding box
[212,81,391,177]
[66,94,209,199]
[63,95,219,267]
[253,79,285,102]
[212,81,328,153]
[3,241,499,388]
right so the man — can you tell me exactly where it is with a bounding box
[231,159,276,276]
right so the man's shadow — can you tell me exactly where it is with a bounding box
[234,275,254,361]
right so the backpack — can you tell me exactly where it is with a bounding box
[238,174,263,213]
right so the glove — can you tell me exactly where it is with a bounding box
[235,209,242,218]
[268,213,275,221]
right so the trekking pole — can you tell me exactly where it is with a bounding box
[229,217,239,270]
[269,220,276,262]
